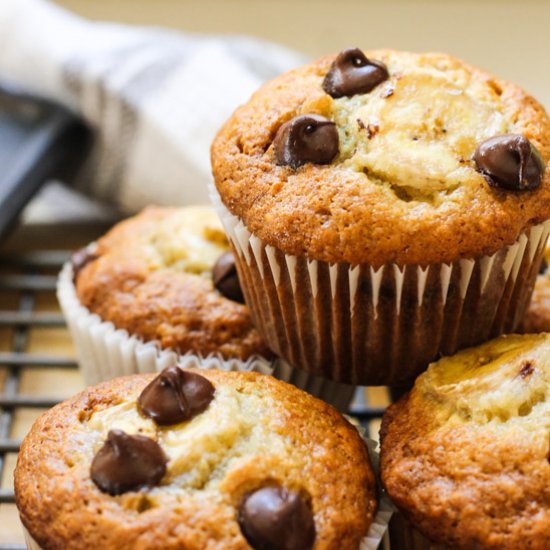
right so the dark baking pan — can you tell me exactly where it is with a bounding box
[0,81,91,242]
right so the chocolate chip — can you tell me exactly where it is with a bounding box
[474,134,545,191]
[539,257,548,275]
[238,486,315,550]
[273,115,339,169]
[138,366,215,426]
[90,430,167,495]
[366,124,379,140]
[71,247,98,283]
[519,360,535,378]
[323,48,389,98]
[213,251,245,303]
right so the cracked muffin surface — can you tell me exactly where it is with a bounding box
[212,49,550,266]
[380,333,550,549]
[75,206,271,361]
[15,370,376,550]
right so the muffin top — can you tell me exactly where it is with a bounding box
[74,206,271,361]
[15,369,376,550]
[522,246,550,333]
[380,333,550,549]
[212,49,550,266]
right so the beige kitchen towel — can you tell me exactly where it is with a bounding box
[0,0,304,211]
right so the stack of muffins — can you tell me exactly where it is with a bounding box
[15,48,550,549]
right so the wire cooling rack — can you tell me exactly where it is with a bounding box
[0,247,391,549]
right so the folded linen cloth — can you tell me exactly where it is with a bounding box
[0,0,304,211]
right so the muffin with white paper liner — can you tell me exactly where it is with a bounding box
[211,47,550,385]
[16,368,390,550]
[380,333,550,548]
[57,206,354,411]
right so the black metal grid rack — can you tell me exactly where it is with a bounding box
[0,248,390,549]
[0,250,75,550]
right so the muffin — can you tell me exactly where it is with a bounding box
[380,333,550,549]
[58,206,355,410]
[15,368,382,549]
[521,246,550,332]
[57,206,270,381]
[211,48,550,385]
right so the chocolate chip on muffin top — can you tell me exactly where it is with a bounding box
[274,114,339,169]
[474,133,544,190]
[138,366,215,425]
[89,368,321,548]
[212,49,550,265]
[15,370,377,549]
[212,250,245,303]
[238,486,315,550]
[322,48,389,98]
[74,207,271,361]
[91,430,167,495]
[71,245,99,283]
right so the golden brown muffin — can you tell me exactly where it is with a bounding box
[210,48,550,385]
[15,369,376,550]
[75,206,271,361]
[380,333,550,549]
[522,246,550,333]
[212,49,550,267]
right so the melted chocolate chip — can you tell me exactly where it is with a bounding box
[519,360,535,378]
[474,134,545,191]
[213,251,245,303]
[323,48,389,98]
[138,366,215,426]
[238,486,315,550]
[90,430,167,495]
[273,115,339,169]
[71,247,98,282]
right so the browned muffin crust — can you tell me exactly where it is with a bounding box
[76,207,272,361]
[522,248,550,333]
[380,334,550,549]
[212,50,550,267]
[15,370,376,550]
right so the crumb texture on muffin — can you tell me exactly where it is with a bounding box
[212,50,550,266]
[380,333,550,549]
[76,206,271,360]
[15,370,376,550]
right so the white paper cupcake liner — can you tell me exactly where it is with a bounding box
[361,436,396,550]
[57,263,355,411]
[22,527,40,550]
[21,432,391,550]
[210,185,550,385]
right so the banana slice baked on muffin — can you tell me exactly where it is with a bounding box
[380,333,550,549]
[211,47,550,385]
[15,368,378,550]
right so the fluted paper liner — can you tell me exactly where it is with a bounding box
[361,436,395,550]
[22,527,40,550]
[211,186,550,385]
[57,263,354,411]
[21,435,391,550]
